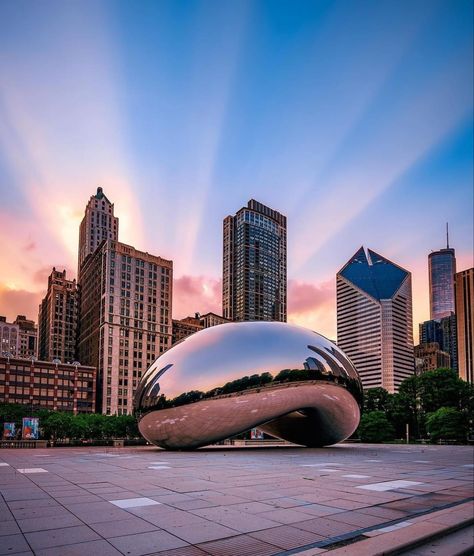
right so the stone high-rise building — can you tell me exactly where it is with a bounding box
[428,228,456,320]
[78,187,119,274]
[223,199,287,322]
[38,268,79,363]
[14,315,38,359]
[78,240,172,415]
[456,268,473,383]
[337,247,414,393]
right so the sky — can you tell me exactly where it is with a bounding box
[0,0,472,342]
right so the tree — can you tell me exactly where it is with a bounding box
[425,407,468,443]
[357,411,395,443]
[418,369,472,414]
[42,412,72,441]
[364,388,391,412]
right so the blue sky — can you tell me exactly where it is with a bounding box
[0,0,472,338]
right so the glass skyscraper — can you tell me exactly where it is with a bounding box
[337,247,414,393]
[429,239,456,320]
[223,200,287,322]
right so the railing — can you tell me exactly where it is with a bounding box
[0,440,48,449]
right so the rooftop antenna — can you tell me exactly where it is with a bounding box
[446,222,449,249]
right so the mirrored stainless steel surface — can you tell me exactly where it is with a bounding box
[134,322,363,449]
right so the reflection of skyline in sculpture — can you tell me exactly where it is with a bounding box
[134,322,363,450]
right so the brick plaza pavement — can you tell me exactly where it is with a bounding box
[0,443,472,555]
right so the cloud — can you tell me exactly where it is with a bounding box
[173,275,222,319]
[288,279,334,314]
[32,265,73,285]
[0,286,42,322]
[287,279,336,340]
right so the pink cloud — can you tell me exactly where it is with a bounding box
[0,287,42,322]
[288,279,334,314]
[173,275,222,319]
[287,279,336,340]
[32,265,74,285]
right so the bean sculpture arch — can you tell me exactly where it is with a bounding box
[134,322,363,450]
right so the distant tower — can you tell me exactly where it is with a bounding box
[337,247,414,393]
[223,200,287,322]
[78,187,119,275]
[38,268,79,363]
[456,268,474,383]
[428,224,456,320]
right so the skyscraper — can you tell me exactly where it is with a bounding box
[456,268,473,383]
[78,240,172,415]
[78,187,119,274]
[223,199,287,322]
[419,314,457,370]
[337,247,414,393]
[428,226,456,320]
[38,268,79,363]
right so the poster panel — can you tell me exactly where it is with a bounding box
[250,428,264,440]
[22,417,39,440]
[3,423,16,439]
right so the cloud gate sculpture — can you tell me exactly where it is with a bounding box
[134,322,363,450]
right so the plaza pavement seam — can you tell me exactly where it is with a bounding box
[2,463,130,555]
[271,496,474,556]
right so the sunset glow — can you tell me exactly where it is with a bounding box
[0,0,472,342]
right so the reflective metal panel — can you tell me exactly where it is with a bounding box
[134,322,363,449]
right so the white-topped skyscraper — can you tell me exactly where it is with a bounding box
[336,247,414,393]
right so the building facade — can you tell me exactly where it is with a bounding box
[429,242,456,320]
[337,247,414,393]
[37,268,79,363]
[78,187,119,273]
[223,199,287,322]
[419,314,457,370]
[172,312,229,345]
[172,316,203,345]
[78,240,172,415]
[456,268,473,383]
[414,342,451,374]
[0,317,19,357]
[199,312,229,328]
[14,315,37,359]
[0,356,96,414]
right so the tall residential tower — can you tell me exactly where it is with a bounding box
[337,247,414,393]
[429,226,456,320]
[78,240,173,415]
[38,268,79,363]
[223,200,287,322]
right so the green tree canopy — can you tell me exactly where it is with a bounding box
[357,411,395,443]
[425,407,468,443]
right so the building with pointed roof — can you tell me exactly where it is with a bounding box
[336,247,414,393]
[78,186,119,275]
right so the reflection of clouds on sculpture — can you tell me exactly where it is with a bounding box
[134,322,363,450]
